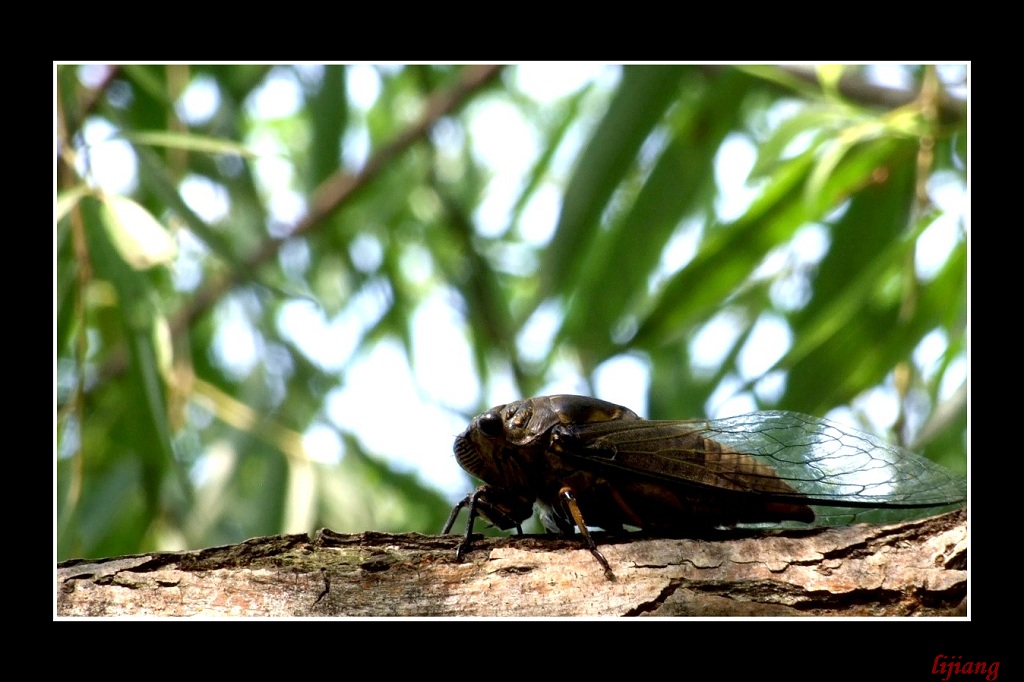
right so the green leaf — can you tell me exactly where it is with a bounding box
[56,184,90,223]
[561,69,754,369]
[80,195,188,523]
[539,65,688,304]
[804,119,889,214]
[123,130,258,157]
[779,146,919,413]
[627,152,813,351]
[749,107,838,179]
[98,193,178,269]
[305,64,348,189]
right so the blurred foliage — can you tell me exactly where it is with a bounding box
[55,64,968,561]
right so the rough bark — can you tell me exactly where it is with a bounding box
[56,509,966,617]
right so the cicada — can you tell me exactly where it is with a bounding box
[442,394,967,579]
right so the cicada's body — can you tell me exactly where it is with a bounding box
[442,395,966,578]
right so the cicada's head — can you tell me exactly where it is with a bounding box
[453,397,564,487]
[454,395,640,488]
[453,404,529,488]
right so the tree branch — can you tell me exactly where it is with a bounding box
[57,510,965,617]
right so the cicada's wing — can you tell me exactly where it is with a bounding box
[555,410,967,528]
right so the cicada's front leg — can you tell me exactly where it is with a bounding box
[442,485,533,561]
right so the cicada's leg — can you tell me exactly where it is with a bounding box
[559,486,615,581]
[441,493,472,535]
[445,486,531,562]
[441,489,484,561]
[456,488,488,560]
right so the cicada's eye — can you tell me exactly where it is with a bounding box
[478,411,504,438]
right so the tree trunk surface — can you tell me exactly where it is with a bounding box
[56,509,966,617]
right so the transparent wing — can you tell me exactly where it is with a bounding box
[561,410,967,527]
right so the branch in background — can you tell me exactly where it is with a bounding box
[778,65,967,124]
[171,64,504,337]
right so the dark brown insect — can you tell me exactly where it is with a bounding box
[442,394,967,579]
